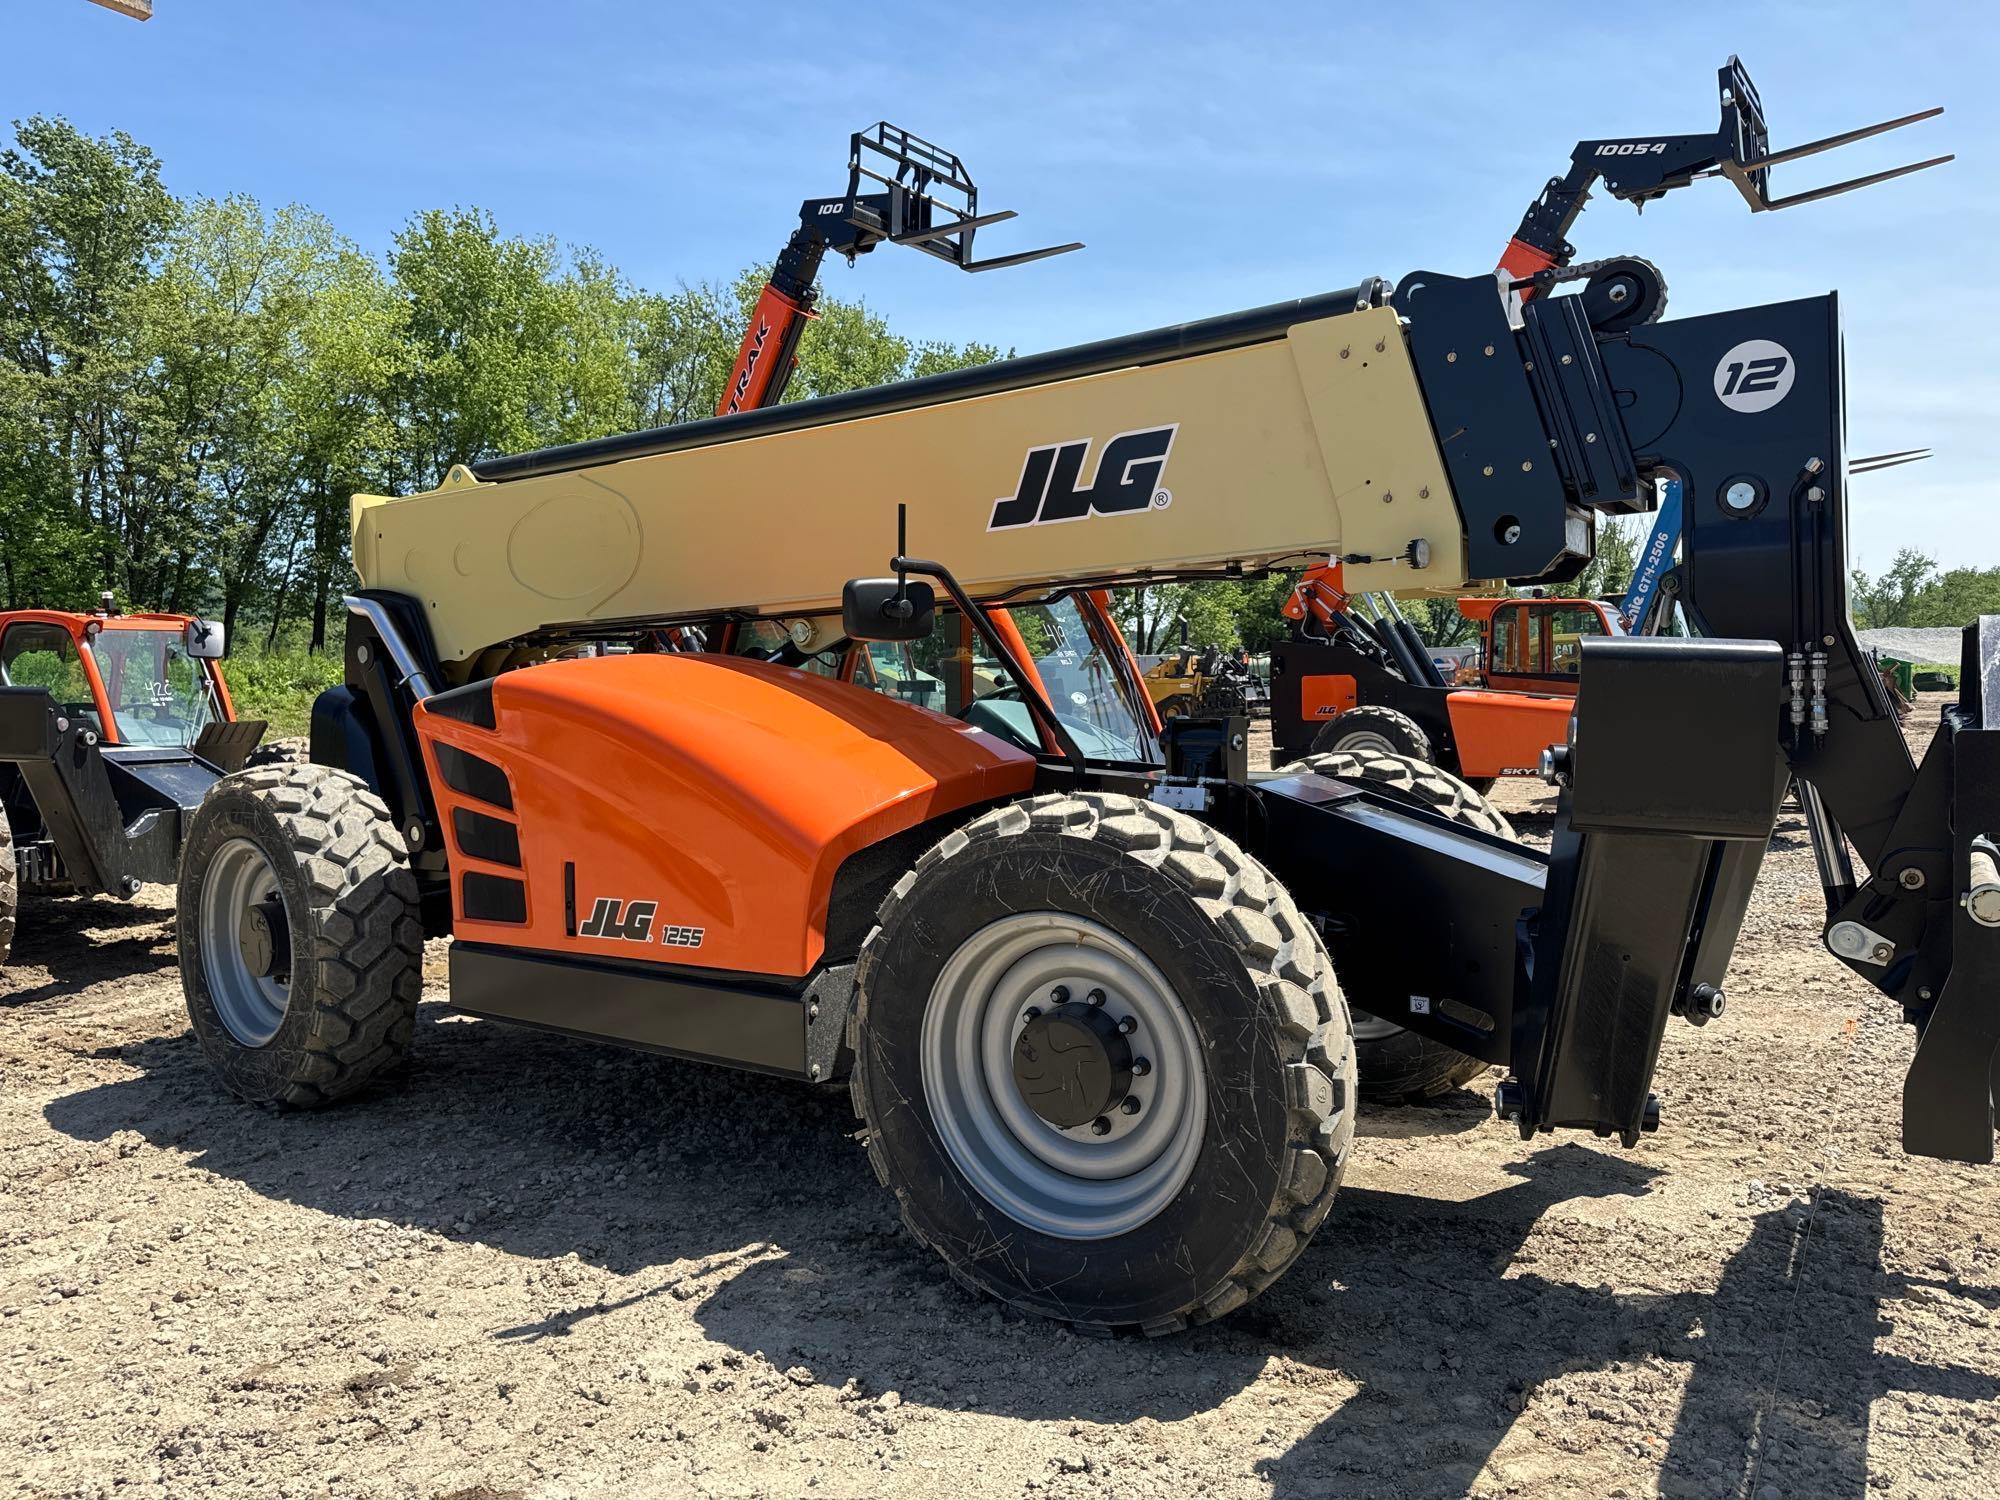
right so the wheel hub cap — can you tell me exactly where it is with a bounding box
[920,912,1207,1240]
[1012,1001,1133,1128]
[237,894,290,981]
[198,837,293,1048]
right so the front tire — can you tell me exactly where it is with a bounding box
[243,739,305,770]
[1308,704,1433,762]
[849,792,1355,1335]
[0,800,15,966]
[1282,750,1514,1100]
[177,765,423,1107]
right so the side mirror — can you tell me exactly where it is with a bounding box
[184,619,226,659]
[842,578,936,644]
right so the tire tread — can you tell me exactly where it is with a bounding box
[182,764,421,1108]
[847,791,1357,1336]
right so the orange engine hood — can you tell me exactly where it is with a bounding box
[414,653,1036,976]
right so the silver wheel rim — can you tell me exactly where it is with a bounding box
[1332,729,1400,756]
[1349,1008,1407,1042]
[199,837,291,1047]
[920,912,1207,1240]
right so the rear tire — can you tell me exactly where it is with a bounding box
[1281,749,1513,1100]
[1308,704,1432,762]
[0,800,15,966]
[1156,693,1195,721]
[177,765,422,1107]
[849,791,1355,1335]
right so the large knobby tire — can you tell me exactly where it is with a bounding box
[1155,693,1195,721]
[1283,749,1513,1100]
[177,764,422,1107]
[849,791,1356,1335]
[1308,704,1432,762]
[0,799,15,967]
[243,739,305,770]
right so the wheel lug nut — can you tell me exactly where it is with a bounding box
[1132,1057,1151,1077]
[1121,1097,1141,1116]
[1087,988,1106,1006]
[1049,985,1070,1004]
[1023,1006,1041,1023]
[1117,1016,1137,1035]
[1089,1116,1112,1136]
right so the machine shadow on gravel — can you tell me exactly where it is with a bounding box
[43,1007,873,1277]
[43,1011,2000,1495]
[1,895,175,1006]
[1249,1179,2000,1498]
[694,1147,1999,1497]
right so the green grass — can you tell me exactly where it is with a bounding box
[222,643,345,739]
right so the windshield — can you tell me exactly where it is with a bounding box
[1005,596,1157,761]
[91,629,218,747]
[842,595,1156,763]
[725,593,1159,764]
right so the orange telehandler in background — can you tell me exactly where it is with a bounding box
[0,598,283,965]
[1268,562,1623,783]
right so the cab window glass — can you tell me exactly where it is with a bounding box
[1526,609,1548,675]
[91,628,217,746]
[0,625,99,727]
[849,611,985,715]
[1490,607,1522,674]
[1544,607,1606,677]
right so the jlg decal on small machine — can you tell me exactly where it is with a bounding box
[577,897,704,949]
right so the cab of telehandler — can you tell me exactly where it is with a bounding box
[0,606,238,750]
[0,602,275,965]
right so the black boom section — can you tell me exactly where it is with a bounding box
[1392,269,1595,583]
[1600,295,1910,859]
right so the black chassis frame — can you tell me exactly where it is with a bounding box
[324,266,1996,1165]
[0,688,259,899]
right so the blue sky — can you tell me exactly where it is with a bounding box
[15,0,1997,570]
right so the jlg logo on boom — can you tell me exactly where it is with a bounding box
[988,425,1178,530]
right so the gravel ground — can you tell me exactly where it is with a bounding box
[3,696,1998,1498]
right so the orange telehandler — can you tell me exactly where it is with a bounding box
[157,63,1981,1339]
[1268,561,1623,782]
[0,599,282,964]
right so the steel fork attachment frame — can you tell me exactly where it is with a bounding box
[1248,261,1994,1161]
[1507,55,1949,272]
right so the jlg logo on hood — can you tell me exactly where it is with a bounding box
[987,425,1178,530]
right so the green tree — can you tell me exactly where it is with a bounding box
[1850,549,1939,629]
[0,115,177,608]
[1573,514,1641,602]
[276,227,403,648]
[1909,565,2000,628]
[1407,594,1482,647]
